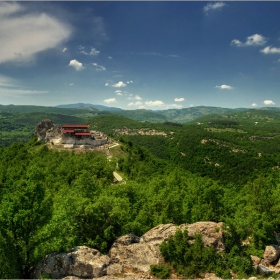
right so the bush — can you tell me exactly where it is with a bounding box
[159,228,253,279]
[150,265,171,279]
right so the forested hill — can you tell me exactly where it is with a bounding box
[2,108,280,278]
[101,109,280,186]
[1,133,280,278]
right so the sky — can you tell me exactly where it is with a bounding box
[0,1,280,110]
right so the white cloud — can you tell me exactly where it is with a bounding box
[128,101,143,106]
[69,59,84,71]
[104,98,116,104]
[112,81,126,88]
[105,82,110,87]
[145,100,164,107]
[215,85,234,90]
[264,100,275,105]
[0,2,72,64]
[62,47,68,52]
[260,46,280,54]
[251,103,257,107]
[108,56,112,59]
[126,80,133,84]
[0,2,23,16]
[90,48,100,55]
[135,95,142,100]
[92,63,105,71]
[175,97,185,102]
[231,34,266,47]
[115,90,123,95]
[203,2,226,14]
[166,104,183,109]
[79,46,100,56]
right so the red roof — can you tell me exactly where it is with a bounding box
[62,124,90,129]
[62,129,75,133]
[75,132,91,136]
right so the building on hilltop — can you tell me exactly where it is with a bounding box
[35,120,108,149]
[62,124,91,138]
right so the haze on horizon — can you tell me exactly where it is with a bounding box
[0,1,280,110]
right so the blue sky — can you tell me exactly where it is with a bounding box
[0,1,280,110]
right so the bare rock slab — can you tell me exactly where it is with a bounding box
[32,246,109,279]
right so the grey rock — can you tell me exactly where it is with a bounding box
[257,264,274,275]
[32,246,109,279]
[33,222,225,278]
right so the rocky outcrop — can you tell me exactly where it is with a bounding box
[32,246,110,279]
[250,244,280,275]
[33,222,224,279]
[34,119,61,142]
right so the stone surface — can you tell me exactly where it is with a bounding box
[184,221,225,252]
[32,246,110,279]
[261,244,280,266]
[257,265,274,276]
[35,119,56,141]
[33,222,225,279]
[108,222,224,274]
[250,255,261,269]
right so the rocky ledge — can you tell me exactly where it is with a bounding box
[32,222,224,279]
[31,221,280,279]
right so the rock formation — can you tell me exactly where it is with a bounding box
[32,222,224,279]
[253,244,280,275]
[34,119,61,142]
[32,246,110,279]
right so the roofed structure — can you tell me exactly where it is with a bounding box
[62,124,90,129]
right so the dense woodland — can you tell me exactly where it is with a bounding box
[1,105,280,278]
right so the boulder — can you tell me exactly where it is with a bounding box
[108,222,224,275]
[257,265,274,276]
[184,221,225,252]
[261,244,280,266]
[32,246,110,279]
[33,222,225,278]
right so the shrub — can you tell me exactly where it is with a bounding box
[150,265,171,279]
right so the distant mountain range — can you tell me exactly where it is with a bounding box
[2,103,280,124]
[55,103,122,111]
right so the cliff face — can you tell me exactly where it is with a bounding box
[34,119,61,142]
[32,222,224,279]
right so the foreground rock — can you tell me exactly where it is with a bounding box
[32,246,110,279]
[251,244,280,275]
[33,222,224,279]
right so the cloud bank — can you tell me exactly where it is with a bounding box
[260,46,280,54]
[0,2,72,64]
[264,100,275,105]
[104,98,116,104]
[203,2,225,14]
[215,85,234,90]
[175,97,185,102]
[231,34,266,47]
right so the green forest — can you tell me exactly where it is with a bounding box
[1,105,280,278]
